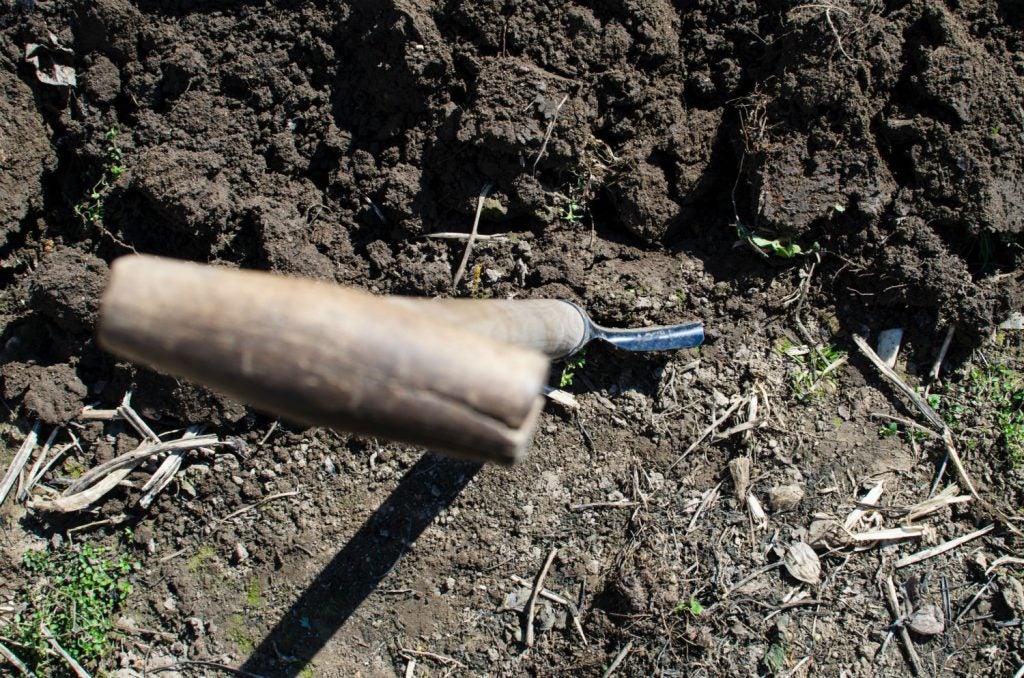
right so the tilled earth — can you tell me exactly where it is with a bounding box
[2,0,1024,676]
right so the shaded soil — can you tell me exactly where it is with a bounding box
[2,0,1024,676]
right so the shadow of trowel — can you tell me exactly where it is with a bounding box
[240,453,480,677]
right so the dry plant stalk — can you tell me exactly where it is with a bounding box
[31,434,222,513]
[894,524,994,568]
[0,422,39,507]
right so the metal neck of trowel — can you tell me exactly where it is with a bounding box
[559,300,705,357]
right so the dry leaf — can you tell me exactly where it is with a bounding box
[783,542,821,585]
[24,35,76,88]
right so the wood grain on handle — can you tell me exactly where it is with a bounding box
[98,256,549,464]
[386,298,588,359]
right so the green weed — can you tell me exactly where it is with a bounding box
[673,595,704,616]
[226,613,254,652]
[559,176,587,224]
[559,351,587,388]
[969,364,1024,467]
[736,222,807,259]
[186,544,217,572]
[878,422,899,438]
[469,264,491,299]
[560,200,584,223]
[778,339,846,402]
[74,128,126,229]
[764,641,789,674]
[937,349,1024,469]
[1,543,134,674]
[245,577,264,607]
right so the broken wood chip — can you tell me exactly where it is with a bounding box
[844,481,884,531]
[783,542,821,585]
[747,493,768,529]
[728,457,751,500]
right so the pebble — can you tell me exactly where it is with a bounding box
[234,542,249,564]
[231,475,244,486]
[324,457,337,475]
[186,617,205,637]
[769,483,804,511]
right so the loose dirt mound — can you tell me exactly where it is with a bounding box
[1,0,1023,676]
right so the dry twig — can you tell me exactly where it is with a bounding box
[452,182,494,287]
[669,397,744,470]
[853,335,983,503]
[41,623,90,678]
[929,326,955,380]
[426,232,509,242]
[0,640,33,676]
[147,659,266,677]
[398,647,466,669]
[985,555,1024,576]
[523,547,558,647]
[884,576,923,676]
[213,490,300,529]
[602,640,633,678]
[532,94,569,174]
[510,574,587,645]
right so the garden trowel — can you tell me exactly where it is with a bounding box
[97,255,703,465]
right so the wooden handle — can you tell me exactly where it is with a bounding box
[386,298,588,359]
[98,256,550,464]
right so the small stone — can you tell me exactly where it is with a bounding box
[186,617,205,637]
[769,483,804,511]
[444,577,456,592]
[808,518,846,548]
[324,457,337,475]
[907,604,944,636]
[162,596,177,612]
[231,475,244,486]
[998,575,1024,618]
[233,542,249,564]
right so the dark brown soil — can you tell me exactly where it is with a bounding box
[2,0,1023,676]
